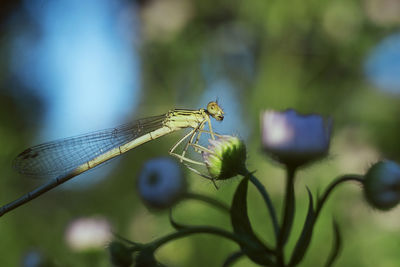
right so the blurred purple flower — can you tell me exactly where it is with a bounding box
[137,158,186,209]
[261,109,332,168]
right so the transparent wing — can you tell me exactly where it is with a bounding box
[13,115,167,177]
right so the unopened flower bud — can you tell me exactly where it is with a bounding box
[363,160,400,211]
[202,135,247,180]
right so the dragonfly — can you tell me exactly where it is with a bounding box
[0,101,224,217]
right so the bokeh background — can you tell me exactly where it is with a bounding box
[0,0,399,266]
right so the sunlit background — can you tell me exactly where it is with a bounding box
[0,0,399,266]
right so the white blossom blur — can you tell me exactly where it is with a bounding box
[65,217,112,252]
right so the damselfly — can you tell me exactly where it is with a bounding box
[0,101,224,217]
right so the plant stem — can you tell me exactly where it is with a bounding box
[277,166,297,266]
[245,170,279,243]
[316,175,363,220]
[182,192,230,212]
[222,251,245,267]
[285,174,363,267]
[150,226,246,250]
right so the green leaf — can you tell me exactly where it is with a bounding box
[230,177,275,265]
[324,220,342,267]
[289,187,315,266]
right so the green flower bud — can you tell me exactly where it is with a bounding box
[203,135,247,180]
[363,160,400,211]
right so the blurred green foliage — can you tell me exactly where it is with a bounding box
[0,0,399,266]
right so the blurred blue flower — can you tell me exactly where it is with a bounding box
[365,33,400,94]
[137,158,185,209]
[363,160,400,210]
[22,250,45,267]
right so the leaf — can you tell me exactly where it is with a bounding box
[324,220,342,267]
[230,177,275,265]
[289,187,315,266]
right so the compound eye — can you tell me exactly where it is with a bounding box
[207,102,217,113]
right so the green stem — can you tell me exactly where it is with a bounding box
[284,174,363,267]
[182,192,230,212]
[277,166,297,267]
[222,251,245,267]
[150,226,246,251]
[315,175,363,220]
[113,232,144,247]
[245,170,280,243]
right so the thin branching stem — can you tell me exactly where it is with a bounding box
[150,226,246,251]
[316,175,364,220]
[182,192,230,212]
[222,251,245,267]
